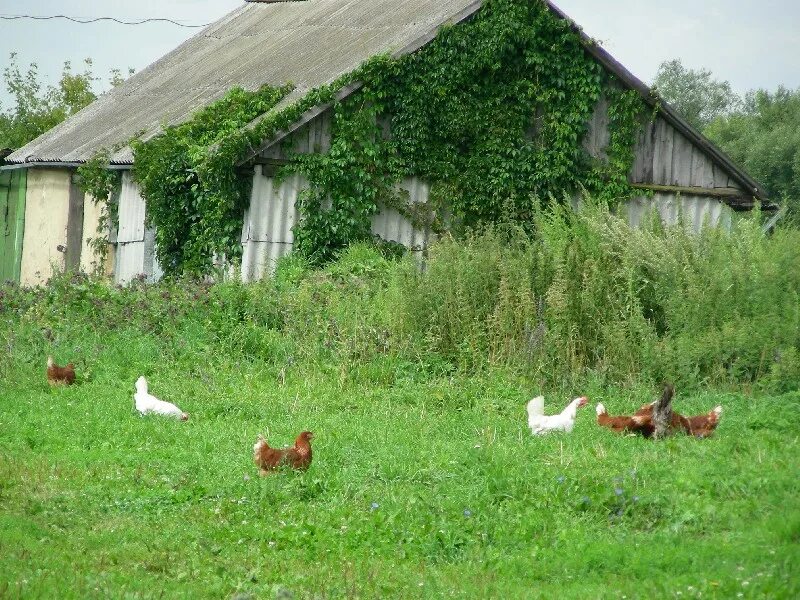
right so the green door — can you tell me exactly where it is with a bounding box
[0,169,26,283]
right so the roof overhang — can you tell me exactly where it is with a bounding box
[0,161,131,171]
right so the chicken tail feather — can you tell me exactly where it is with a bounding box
[527,396,545,418]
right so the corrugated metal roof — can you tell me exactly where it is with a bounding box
[7,0,479,165]
[5,0,766,204]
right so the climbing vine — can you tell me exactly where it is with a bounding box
[98,0,649,275]
[288,0,650,261]
[130,84,294,274]
[76,149,121,273]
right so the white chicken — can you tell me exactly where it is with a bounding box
[526,395,588,435]
[134,376,188,420]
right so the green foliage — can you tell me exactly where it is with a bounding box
[75,151,121,274]
[653,58,740,130]
[5,204,799,393]
[0,54,131,150]
[131,84,294,274]
[587,87,648,202]
[387,205,800,391]
[77,150,119,204]
[290,101,400,263]
[132,0,647,274]
[131,56,392,275]
[705,87,800,222]
[291,0,646,259]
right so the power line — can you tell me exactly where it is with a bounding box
[0,14,210,28]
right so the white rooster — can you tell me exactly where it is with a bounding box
[526,395,588,435]
[134,376,188,421]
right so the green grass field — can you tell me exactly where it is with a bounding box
[1,360,798,598]
[2,218,800,598]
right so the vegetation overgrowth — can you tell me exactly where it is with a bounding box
[95,0,650,276]
[1,207,799,597]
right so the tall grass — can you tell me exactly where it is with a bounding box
[391,202,800,391]
[2,202,799,394]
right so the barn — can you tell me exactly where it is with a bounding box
[0,0,771,285]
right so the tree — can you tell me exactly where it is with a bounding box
[653,59,740,130]
[0,54,133,150]
[705,87,800,221]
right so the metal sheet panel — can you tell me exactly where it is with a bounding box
[241,169,435,281]
[245,167,302,242]
[241,239,294,283]
[114,227,162,285]
[371,177,434,251]
[114,240,145,285]
[113,173,163,284]
[241,165,304,281]
[626,193,732,232]
[116,172,146,243]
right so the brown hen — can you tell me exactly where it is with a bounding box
[597,386,723,439]
[253,431,313,475]
[47,356,76,386]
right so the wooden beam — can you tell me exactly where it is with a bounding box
[629,183,777,211]
[630,183,747,198]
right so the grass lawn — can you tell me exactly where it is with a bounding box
[1,359,798,599]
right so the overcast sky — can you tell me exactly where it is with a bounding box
[0,0,797,108]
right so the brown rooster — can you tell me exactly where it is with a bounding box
[47,356,76,386]
[253,431,313,475]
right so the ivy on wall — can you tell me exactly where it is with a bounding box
[288,0,648,262]
[130,85,293,274]
[83,0,649,275]
[76,149,121,273]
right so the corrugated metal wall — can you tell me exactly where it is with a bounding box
[241,166,435,281]
[114,172,162,285]
[240,166,303,282]
[626,193,731,231]
[371,177,435,252]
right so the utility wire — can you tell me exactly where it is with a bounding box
[0,14,210,28]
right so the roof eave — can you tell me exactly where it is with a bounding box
[0,159,132,171]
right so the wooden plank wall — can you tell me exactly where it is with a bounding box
[259,107,333,161]
[629,115,737,190]
[263,101,739,194]
[65,173,85,271]
[583,95,610,161]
